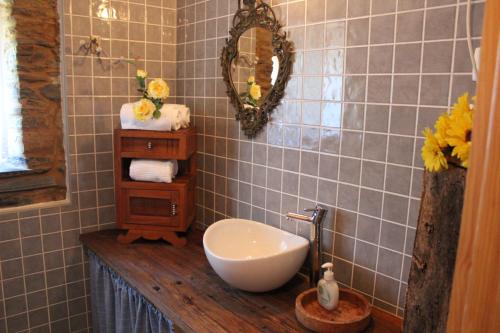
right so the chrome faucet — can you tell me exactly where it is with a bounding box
[286,205,327,288]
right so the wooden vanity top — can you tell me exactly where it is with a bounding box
[80,230,403,333]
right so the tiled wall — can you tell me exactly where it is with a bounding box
[176,0,484,317]
[0,0,485,331]
[0,0,176,332]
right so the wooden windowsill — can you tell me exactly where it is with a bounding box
[80,230,403,333]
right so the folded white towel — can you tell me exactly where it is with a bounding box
[120,102,173,131]
[129,159,179,183]
[120,103,191,131]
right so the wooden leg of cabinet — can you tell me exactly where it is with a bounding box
[117,229,187,247]
[117,230,142,244]
[160,231,187,247]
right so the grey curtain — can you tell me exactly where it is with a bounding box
[88,250,174,333]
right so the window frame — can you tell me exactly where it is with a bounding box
[0,0,70,212]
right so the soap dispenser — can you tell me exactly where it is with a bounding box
[317,263,339,310]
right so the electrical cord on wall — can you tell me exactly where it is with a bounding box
[466,0,478,78]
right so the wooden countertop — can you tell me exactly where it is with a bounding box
[80,230,403,333]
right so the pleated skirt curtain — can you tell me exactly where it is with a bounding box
[88,251,175,333]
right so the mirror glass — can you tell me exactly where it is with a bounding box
[231,27,279,108]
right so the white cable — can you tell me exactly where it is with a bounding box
[466,0,478,78]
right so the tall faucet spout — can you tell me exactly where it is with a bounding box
[286,205,327,288]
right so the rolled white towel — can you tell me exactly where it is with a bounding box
[120,102,173,131]
[161,104,190,129]
[178,106,190,128]
[161,104,182,131]
[129,159,179,183]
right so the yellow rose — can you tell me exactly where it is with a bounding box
[133,98,156,121]
[136,69,147,78]
[147,78,170,99]
[249,83,261,101]
[247,76,255,85]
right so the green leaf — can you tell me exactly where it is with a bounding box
[136,76,146,89]
[153,109,161,119]
[152,99,163,110]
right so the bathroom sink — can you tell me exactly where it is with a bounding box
[203,218,309,292]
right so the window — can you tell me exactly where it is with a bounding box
[0,0,67,209]
[0,1,26,173]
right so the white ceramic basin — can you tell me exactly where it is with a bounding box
[203,218,309,292]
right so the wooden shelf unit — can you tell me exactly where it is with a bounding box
[114,128,196,246]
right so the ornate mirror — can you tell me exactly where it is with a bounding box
[221,0,293,137]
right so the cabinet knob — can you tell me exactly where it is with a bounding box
[147,141,153,150]
[171,203,177,216]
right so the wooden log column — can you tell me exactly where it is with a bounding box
[404,165,466,333]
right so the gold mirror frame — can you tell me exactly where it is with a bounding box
[221,0,293,138]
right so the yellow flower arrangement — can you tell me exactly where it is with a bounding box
[147,78,170,100]
[421,92,473,172]
[240,75,262,107]
[130,67,170,120]
[133,98,156,121]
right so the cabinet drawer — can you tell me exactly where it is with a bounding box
[122,189,180,227]
[117,128,197,160]
[121,137,179,158]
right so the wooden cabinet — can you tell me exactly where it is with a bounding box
[114,128,196,246]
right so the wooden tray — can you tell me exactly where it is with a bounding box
[295,288,372,333]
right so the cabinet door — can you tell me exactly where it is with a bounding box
[123,189,180,227]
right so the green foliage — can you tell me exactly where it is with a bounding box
[239,92,258,107]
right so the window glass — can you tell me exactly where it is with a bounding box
[0,0,26,173]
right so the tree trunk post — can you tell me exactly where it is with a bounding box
[404,165,466,333]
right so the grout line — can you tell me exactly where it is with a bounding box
[350,0,373,292]
[330,0,349,282]
[64,69,480,81]
[372,0,403,309]
[294,0,308,239]
[393,0,408,312]
[37,211,53,333]
[448,0,461,107]
[0,230,7,333]
[395,0,430,312]
[67,3,81,330]
[16,218,31,331]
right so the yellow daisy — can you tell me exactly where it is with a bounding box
[445,93,473,165]
[452,92,471,115]
[434,113,451,148]
[454,141,471,167]
[421,128,448,172]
